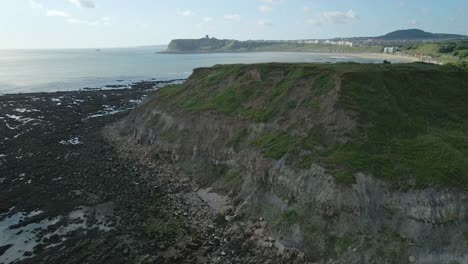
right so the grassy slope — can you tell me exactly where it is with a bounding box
[156,63,468,188]
[403,41,468,67]
[332,67,468,187]
[166,39,381,53]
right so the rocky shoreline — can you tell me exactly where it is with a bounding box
[0,81,302,263]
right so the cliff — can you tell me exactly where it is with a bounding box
[117,63,468,263]
[166,37,240,53]
[164,37,293,53]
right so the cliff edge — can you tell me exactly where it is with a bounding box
[117,63,468,263]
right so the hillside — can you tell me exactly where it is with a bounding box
[402,40,468,68]
[166,37,239,52]
[377,29,466,40]
[164,37,380,53]
[164,30,467,53]
[118,63,468,263]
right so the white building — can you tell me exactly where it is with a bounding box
[324,40,353,47]
[384,47,398,54]
[337,41,353,47]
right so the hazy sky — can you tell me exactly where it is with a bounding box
[1,0,467,49]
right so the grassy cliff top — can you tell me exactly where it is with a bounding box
[154,62,468,188]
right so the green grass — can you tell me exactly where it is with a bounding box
[169,64,335,122]
[154,62,468,188]
[143,204,187,241]
[252,131,298,159]
[403,41,468,68]
[222,169,243,190]
[334,171,356,184]
[327,69,468,187]
[279,209,300,225]
[158,84,184,97]
[160,127,180,143]
[325,234,355,257]
[275,204,319,241]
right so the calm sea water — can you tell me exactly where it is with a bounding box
[0,47,396,94]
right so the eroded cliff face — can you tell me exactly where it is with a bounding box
[116,63,468,264]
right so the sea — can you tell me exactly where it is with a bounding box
[0,46,402,94]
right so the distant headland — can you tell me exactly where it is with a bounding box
[162,29,467,54]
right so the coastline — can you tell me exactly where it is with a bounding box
[161,50,420,63]
[0,80,298,264]
[340,52,420,62]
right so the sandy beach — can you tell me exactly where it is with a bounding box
[339,52,420,63]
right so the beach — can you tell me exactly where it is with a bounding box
[341,52,420,62]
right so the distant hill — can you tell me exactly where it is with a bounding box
[164,37,380,53]
[165,37,267,53]
[377,29,466,41]
[163,29,467,53]
[166,37,234,52]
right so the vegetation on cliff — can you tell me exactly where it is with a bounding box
[403,40,468,68]
[151,63,468,188]
[165,37,381,53]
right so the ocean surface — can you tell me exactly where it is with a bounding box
[0,47,400,94]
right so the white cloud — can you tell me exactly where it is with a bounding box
[29,0,109,26]
[258,19,272,26]
[29,0,44,9]
[258,5,273,13]
[177,9,193,16]
[307,10,359,25]
[66,17,110,26]
[203,17,213,22]
[224,14,241,22]
[303,6,311,13]
[67,18,96,25]
[46,10,71,17]
[68,0,95,8]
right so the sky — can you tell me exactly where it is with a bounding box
[0,0,467,49]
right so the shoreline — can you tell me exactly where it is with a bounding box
[0,84,157,263]
[0,54,419,96]
[160,50,421,62]
[339,52,420,62]
[0,78,186,97]
[0,81,298,263]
